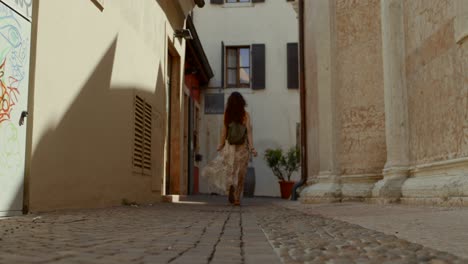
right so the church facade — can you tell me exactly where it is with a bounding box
[298,0,468,205]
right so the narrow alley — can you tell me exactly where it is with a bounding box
[1,196,467,264]
[1,0,468,263]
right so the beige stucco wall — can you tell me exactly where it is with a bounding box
[28,0,194,211]
[335,0,386,176]
[194,1,299,197]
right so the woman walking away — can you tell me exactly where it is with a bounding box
[202,92,257,206]
[218,92,257,206]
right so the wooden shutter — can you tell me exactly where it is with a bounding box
[287,43,299,89]
[211,0,223,4]
[133,95,153,175]
[251,44,265,90]
[221,41,225,88]
[142,101,152,175]
[252,0,265,2]
[134,96,145,170]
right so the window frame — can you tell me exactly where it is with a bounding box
[225,0,251,3]
[225,46,251,88]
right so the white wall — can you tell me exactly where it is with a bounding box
[194,1,299,197]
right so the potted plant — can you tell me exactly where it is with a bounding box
[264,147,300,199]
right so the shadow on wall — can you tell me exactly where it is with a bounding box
[21,37,168,212]
[1,188,23,217]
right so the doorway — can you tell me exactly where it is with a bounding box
[187,97,199,195]
[182,93,189,195]
[166,48,182,195]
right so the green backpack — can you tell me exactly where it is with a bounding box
[227,122,247,145]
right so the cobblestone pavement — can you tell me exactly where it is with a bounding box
[0,197,279,264]
[1,196,467,264]
[273,201,468,259]
[252,202,467,264]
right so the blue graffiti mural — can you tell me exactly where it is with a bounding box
[0,2,30,180]
[0,3,28,123]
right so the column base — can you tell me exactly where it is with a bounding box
[400,158,468,206]
[341,174,382,201]
[299,173,341,203]
[400,197,468,206]
[371,166,409,203]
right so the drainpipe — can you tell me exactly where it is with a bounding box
[291,0,307,200]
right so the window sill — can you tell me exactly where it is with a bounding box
[223,3,254,8]
[225,87,254,94]
[226,86,251,89]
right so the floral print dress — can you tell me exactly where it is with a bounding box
[202,141,250,200]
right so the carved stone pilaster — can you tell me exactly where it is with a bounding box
[372,0,410,202]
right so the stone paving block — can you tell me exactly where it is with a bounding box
[210,260,242,264]
[140,255,174,263]
[0,253,52,264]
[170,256,209,264]
[244,254,282,264]
[244,248,276,256]
[210,256,243,263]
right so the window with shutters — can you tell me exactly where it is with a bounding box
[226,46,251,88]
[133,95,153,175]
[251,44,265,89]
[287,43,299,89]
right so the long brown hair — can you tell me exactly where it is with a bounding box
[224,92,246,127]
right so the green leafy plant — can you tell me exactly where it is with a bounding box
[264,147,300,182]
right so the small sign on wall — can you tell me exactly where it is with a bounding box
[204,93,225,115]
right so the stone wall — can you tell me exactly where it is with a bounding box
[405,0,468,165]
[335,0,386,176]
[399,0,468,205]
[301,0,468,205]
[301,0,386,202]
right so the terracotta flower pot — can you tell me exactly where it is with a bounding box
[279,181,295,199]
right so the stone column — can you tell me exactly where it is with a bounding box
[372,0,409,202]
[300,0,341,203]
